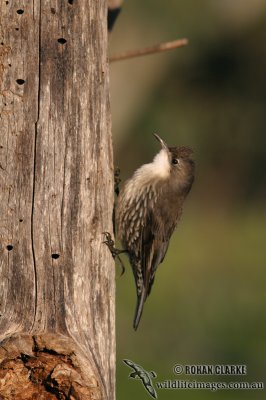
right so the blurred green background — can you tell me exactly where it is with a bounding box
[109,1,266,399]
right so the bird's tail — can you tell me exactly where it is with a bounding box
[133,289,146,330]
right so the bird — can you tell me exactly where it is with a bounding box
[114,134,195,330]
[123,359,157,399]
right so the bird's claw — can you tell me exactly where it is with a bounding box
[103,232,116,257]
[102,232,126,276]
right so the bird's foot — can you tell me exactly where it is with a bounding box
[114,167,121,196]
[103,232,127,275]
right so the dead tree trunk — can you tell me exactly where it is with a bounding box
[0,1,115,399]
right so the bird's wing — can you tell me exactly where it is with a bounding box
[123,359,143,373]
[133,192,180,329]
[144,383,158,399]
[133,210,172,329]
[141,206,175,296]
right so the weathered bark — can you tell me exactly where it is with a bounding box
[0,1,115,399]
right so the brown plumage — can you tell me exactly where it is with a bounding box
[116,134,195,329]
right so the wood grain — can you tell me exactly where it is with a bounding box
[0,1,115,398]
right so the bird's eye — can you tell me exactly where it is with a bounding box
[172,158,179,165]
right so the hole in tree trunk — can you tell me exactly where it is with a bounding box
[57,38,67,44]
[51,254,60,259]
[16,79,25,85]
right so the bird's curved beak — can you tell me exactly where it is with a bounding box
[153,133,168,151]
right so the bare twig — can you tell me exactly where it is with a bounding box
[109,38,188,63]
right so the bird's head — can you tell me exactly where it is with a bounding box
[153,133,195,190]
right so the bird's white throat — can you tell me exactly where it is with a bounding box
[128,149,170,192]
[151,149,170,178]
